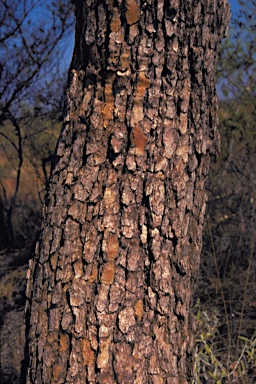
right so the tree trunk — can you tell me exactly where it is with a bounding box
[22,1,230,383]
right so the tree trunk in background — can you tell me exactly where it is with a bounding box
[23,1,229,383]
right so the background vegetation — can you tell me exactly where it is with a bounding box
[194,1,256,382]
[0,0,255,383]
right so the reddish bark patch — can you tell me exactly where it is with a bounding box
[110,11,121,32]
[131,125,147,156]
[101,262,115,285]
[126,0,140,25]
[81,338,95,366]
[89,265,98,282]
[53,365,62,382]
[59,333,69,352]
[137,72,150,97]
[134,299,144,321]
[106,233,119,261]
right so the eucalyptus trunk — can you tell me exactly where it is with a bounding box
[22,1,230,383]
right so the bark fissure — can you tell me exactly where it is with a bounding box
[23,1,230,383]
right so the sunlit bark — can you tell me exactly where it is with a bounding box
[22,1,230,383]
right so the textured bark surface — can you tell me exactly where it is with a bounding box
[23,1,230,383]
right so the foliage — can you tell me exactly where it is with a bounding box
[194,299,256,384]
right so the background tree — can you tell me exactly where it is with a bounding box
[23,1,229,383]
[0,0,74,247]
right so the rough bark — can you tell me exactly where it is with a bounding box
[22,1,230,383]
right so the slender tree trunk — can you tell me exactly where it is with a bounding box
[22,1,230,383]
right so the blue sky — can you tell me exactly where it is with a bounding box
[229,0,240,16]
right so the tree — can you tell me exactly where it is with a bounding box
[0,0,74,246]
[22,1,230,383]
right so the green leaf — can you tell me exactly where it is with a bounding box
[238,335,250,342]
[209,372,218,380]
[204,343,211,355]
